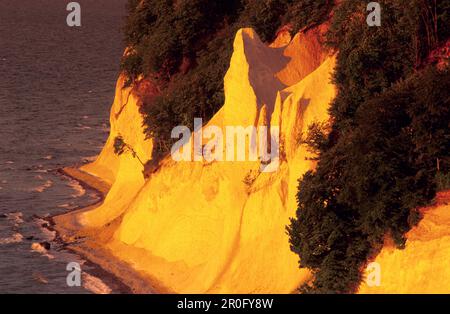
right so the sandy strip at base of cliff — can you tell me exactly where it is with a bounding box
[53,167,171,294]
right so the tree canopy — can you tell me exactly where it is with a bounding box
[121,0,332,152]
[287,0,450,293]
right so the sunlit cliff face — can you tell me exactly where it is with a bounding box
[64,25,336,293]
[57,24,450,294]
[359,191,450,294]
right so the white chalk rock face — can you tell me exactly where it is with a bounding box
[80,75,153,227]
[358,192,450,294]
[79,27,336,293]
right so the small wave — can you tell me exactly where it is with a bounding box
[67,179,86,198]
[89,192,100,199]
[42,155,53,160]
[35,218,56,241]
[76,124,92,130]
[82,272,112,294]
[4,161,14,164]
[31,180,53,193]
[57,203,78,211]
[0,233,23,244]
[7,212,24,226]
[29,165,48,173]
[83,155,97,162]
[32,273,49,284]
[33,169,48,173]
[31,242,55,260]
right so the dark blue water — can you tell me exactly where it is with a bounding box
[0,0,127,293]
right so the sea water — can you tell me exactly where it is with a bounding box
[0,0,126,293]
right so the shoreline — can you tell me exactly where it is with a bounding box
[49,166,161,294]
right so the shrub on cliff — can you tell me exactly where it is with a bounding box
[113,135,146,167]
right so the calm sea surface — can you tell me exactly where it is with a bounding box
[0,0,127,293]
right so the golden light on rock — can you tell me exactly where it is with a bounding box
[55,27,336,293]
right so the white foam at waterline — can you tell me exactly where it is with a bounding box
[57,203,77,210]
[31,180,53,193]
[43,155,53,160]
[31,242,55,260]
[83,155,97,162]
[78,126,92,130]
[7,212,24,226]
[35,218,56,241]
[82,272,112,294]
[89,192,100,199]
[0,233,23,244]
[67,179,86,198]
[33,169,48,173]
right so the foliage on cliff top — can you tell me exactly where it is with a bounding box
[121,0,332,152]
[287,0,450,293]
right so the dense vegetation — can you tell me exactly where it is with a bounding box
[287,0,450,293]
[121,0,332,152]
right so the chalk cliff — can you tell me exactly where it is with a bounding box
[57,25,450,294]
[358,191,450,294]
[62,26,335,293]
